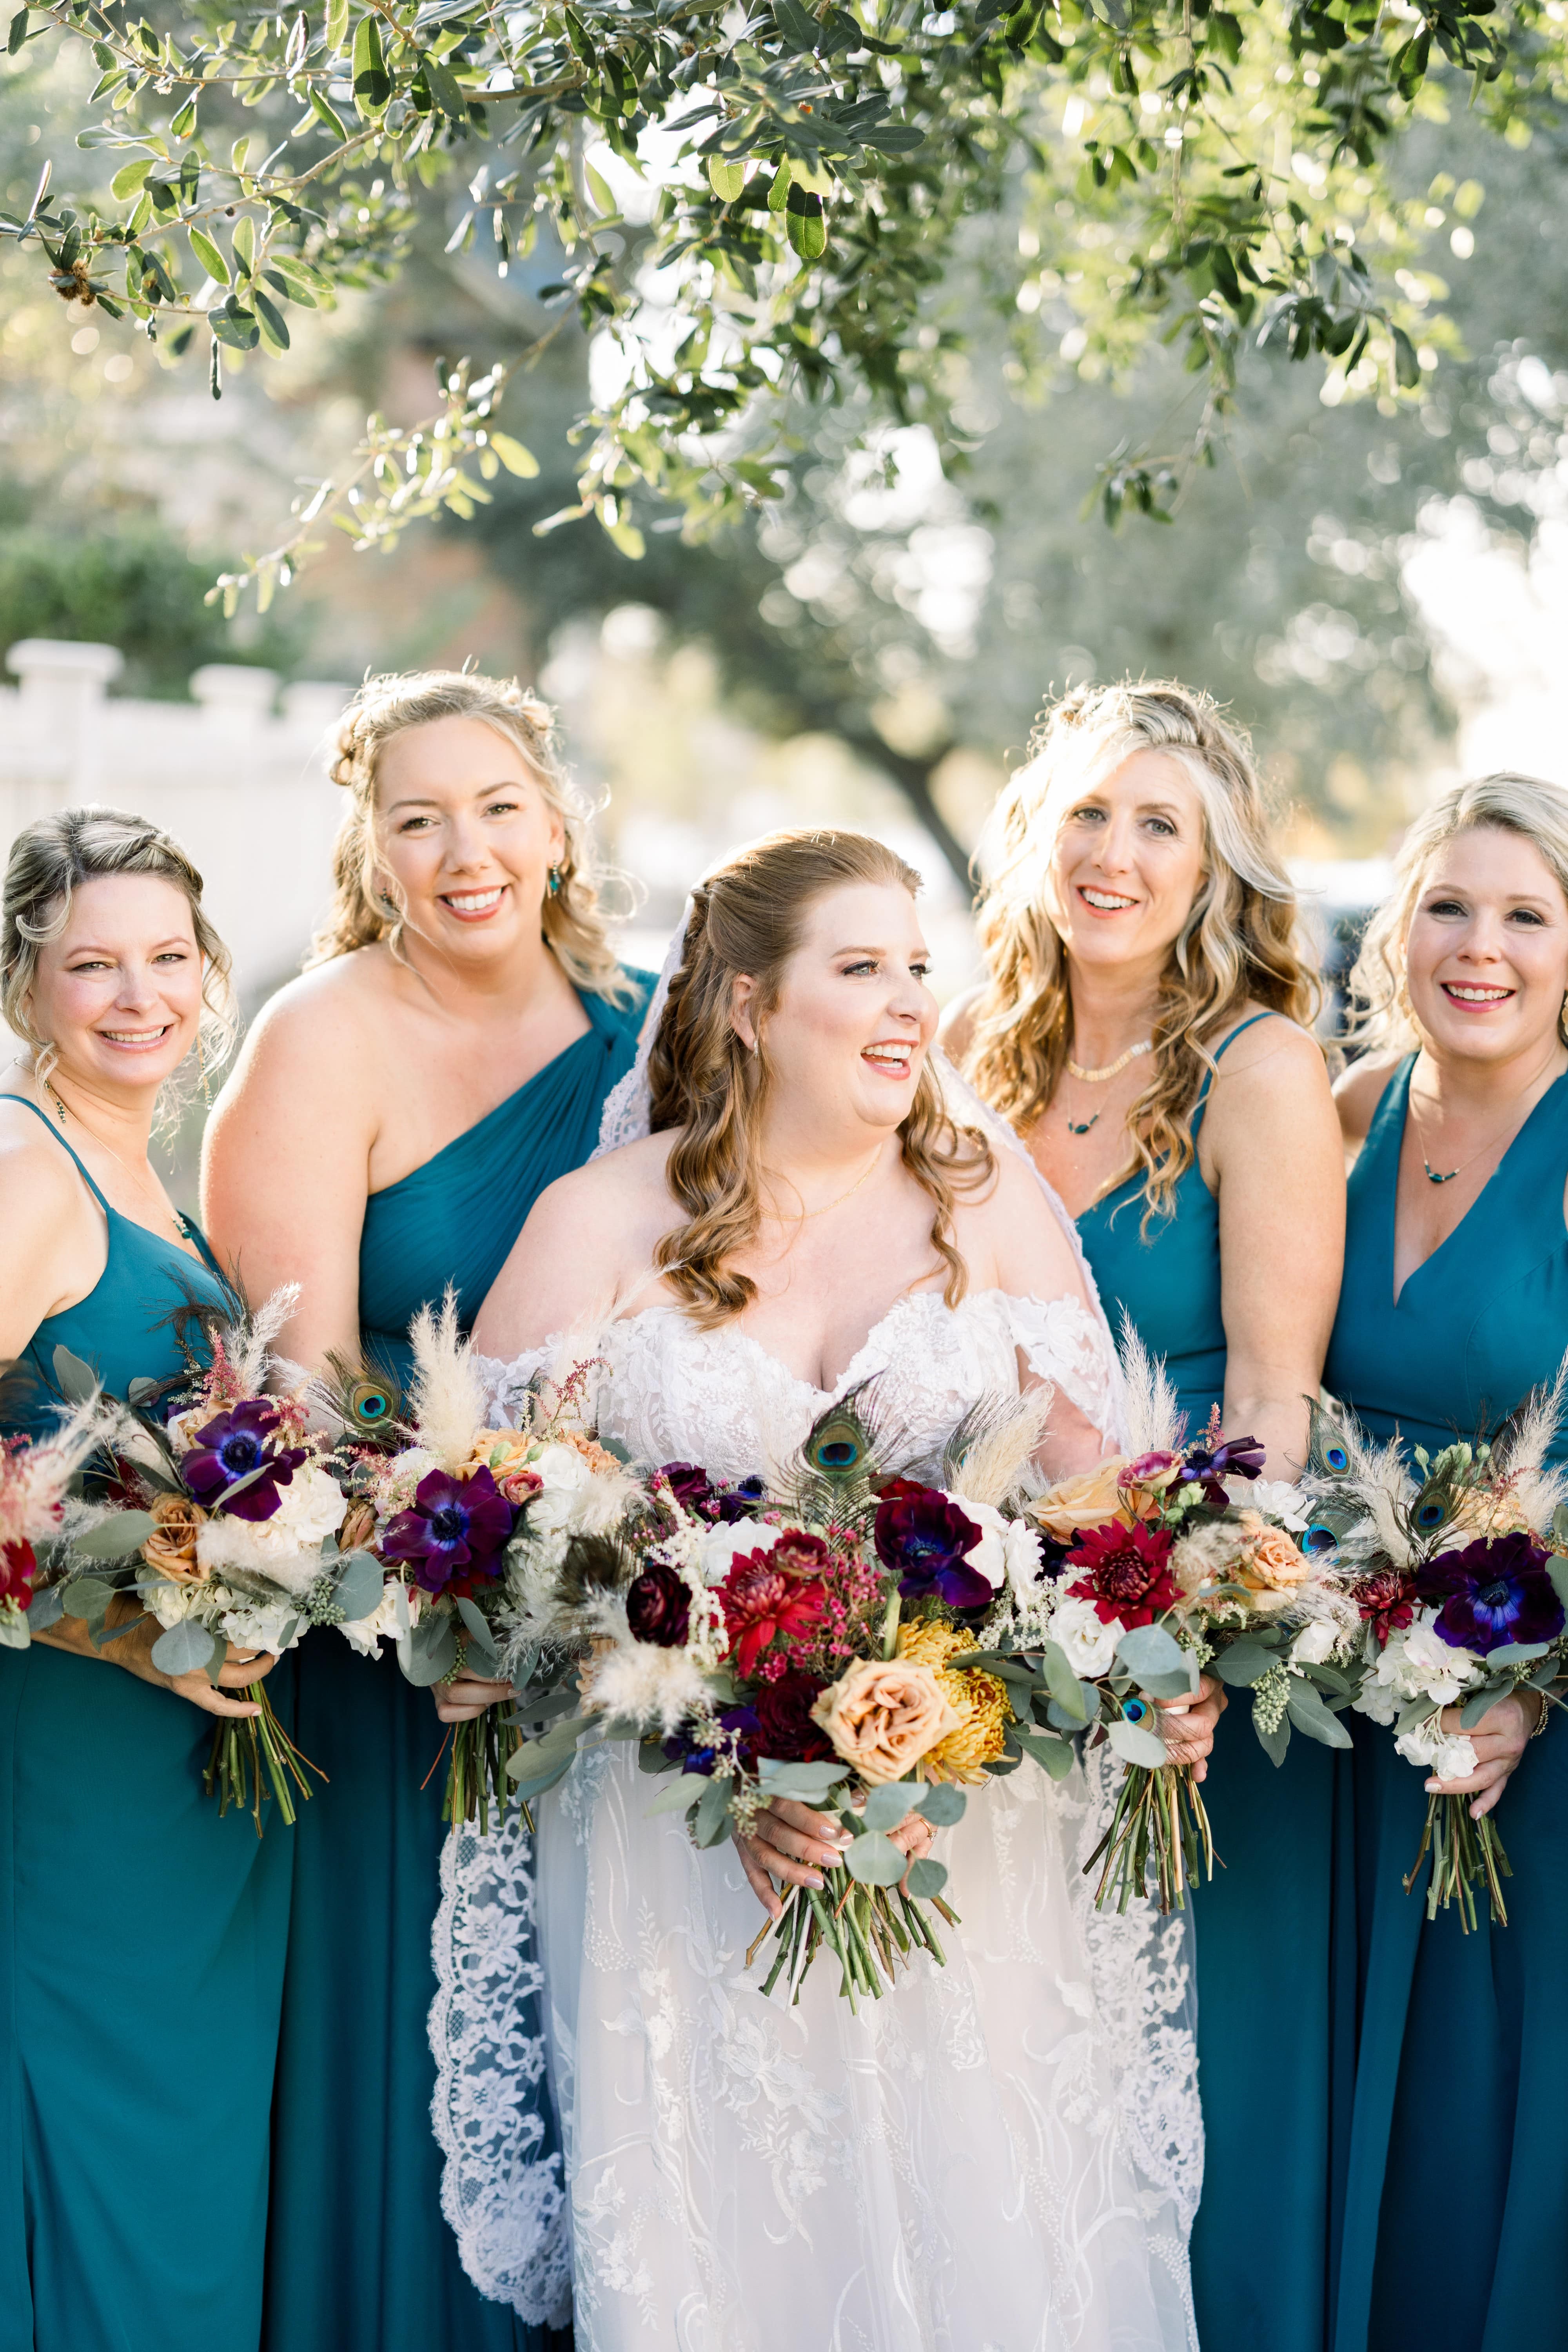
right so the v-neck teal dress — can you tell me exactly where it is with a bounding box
[263,976,648,2352]
[1,1100,292,2352]
[1324,1054,1568,2352]
[1077,1015,1352,2352]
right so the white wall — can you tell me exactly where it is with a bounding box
[1,639,352,1005]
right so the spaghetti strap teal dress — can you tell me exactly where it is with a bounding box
[1324,1054,1568,2352]
[264,976,648,2352]
[1077,1014,1352,2352]
[0,1099,292,2352]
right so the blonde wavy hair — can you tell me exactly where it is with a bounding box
[1347,771,1568,1055]
[646,829,995,1326]
[964,680,1318,1220]
[307,667,633,1000]
[2,807,236,1107]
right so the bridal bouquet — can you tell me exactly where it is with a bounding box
[330,1297,640,1831]
[496,1384,1098,2009]
[33,1303,378,1830]
[1305,1391,1568,1929]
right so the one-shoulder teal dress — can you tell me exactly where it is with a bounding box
[0,1100,292,2352]
[1077,1015,1352,2352]
[264,977,647,2352]
[1324,1055,1568,2352]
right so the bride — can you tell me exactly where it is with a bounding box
[459,828,1216,2351]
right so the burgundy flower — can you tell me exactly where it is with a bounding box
[380,1465,515,1597]
[1,1539,35,1608]
[874,1478,991,1613]
[660,1462,720,1519]
[1176,1434,1266,1512]
[755,1667,833,1762]
[719,1547,827,1676]
[181,1399,309,1522]
[1065,1518,1180,1627]
[1417,1532,1566,1655]
[1354,1568,1417,1648]
[626,1558,691,1648]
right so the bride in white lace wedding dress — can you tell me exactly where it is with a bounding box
[451,831,1213,2352]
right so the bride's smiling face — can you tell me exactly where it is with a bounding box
[731,881,938,1136]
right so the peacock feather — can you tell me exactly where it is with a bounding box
[321,1348,405,1445]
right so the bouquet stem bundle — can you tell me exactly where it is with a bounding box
[1405,1791,1513,1931]
[750,1868,959,2014]
[442,1709,526,1836]
[205,1682,324,1833]
[1083,1754,1216,1915]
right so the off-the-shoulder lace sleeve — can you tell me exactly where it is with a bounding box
[1004,1293,1129,1452]
[472,1345,556,1427]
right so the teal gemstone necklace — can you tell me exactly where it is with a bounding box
[1063,1038,1151,1136]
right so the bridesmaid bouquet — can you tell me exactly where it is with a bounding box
[0,1391,128,1647]
[1305,1392,1568,1930]
[495,1384,1098,2009]
[36,1305,380,1830]
[334,1296,640,1831]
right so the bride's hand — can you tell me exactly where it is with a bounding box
[733,1796,936,1919]
[434,1673,515,1724]
[1153,1673,1227,1781]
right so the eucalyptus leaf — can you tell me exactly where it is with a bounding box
[1459,1679,1515,1729]
[60,1575,115,1618]
[692,1771,735,1847]
[126,1376,162,1405]
[1114,1621,1191,1685]
[67,1510,156,1560]
[1106,1715,1169,1769]
[637,1739,679,1775]
[860,1782,917,1832]
[911,1781,967,1826]
[150,1619,219,1675]
[26,1585,64,1632]
[1285,1681,1354,1749]
[455,1595,502,1670]
[644,1776,701,1818]
[332,1551,385,1623]
[1254,1710,1292,1766]
[756,1759,848,1800]
[1545,1554,1568,1614]
[1040,1639,1090,1723]
[1482,1639,1554,1667]
[401,1611,460,1687]
[1213,1639,1279,1688]
[1011,1724,1076,1778]
[904,1856,949,1898]
[1045,1697,1087,1733]
[843,1828,908,1886]
[51,1345,99,1405]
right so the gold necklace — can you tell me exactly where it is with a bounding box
[766,1148,884,1222]
[1066,1038,1152,1085]
[42,1076,191,1246]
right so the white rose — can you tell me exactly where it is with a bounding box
[699,1521,765,1588]
[339,1577,421,1660]
[1233,1477,1312,1532]
[195,1463,347,1596]
[528,1443,628,1539]
[1048,1594,1123,1679]
[1291,1619,1338,1666]
[949,1495,1042,1595]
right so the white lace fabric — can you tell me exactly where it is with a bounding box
[435,1293,1200,2350]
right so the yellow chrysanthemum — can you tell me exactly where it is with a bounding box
[896,1619,1014,1784]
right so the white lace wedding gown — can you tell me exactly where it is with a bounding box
[434,1287,1201,2352]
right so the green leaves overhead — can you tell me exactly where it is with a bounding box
[5,0,1561,604]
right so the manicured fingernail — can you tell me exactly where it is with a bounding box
[806,1873,823,1889]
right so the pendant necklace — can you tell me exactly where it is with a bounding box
[1408,1080,1540,1187]
[1063,1038,1152,1137]
[766,1147,884,1221]
[41,1074,192,1247]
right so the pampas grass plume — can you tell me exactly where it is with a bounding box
[407,1289,488,1470]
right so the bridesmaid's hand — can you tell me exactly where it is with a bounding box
[732,1795,934,1919]
[434,1673,515,1724]
[34,1597,278,1716]
[1429,1690,1543,1820]
[1154,1673,1227,1782]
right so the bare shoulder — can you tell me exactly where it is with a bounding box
[1206,1008,1329,1098]
[243,949,394,1066]
[1333,1051,1404,1148]
[475,1134,676,1348]
[953,1136,1086,1298]
[0,1099,83,1223]
[524,1131,675,1242]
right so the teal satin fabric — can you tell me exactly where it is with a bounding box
[1325,1055,1568,2352]
[265,974,647,2352]
[0,1101,292,2352]
[1076,1017,1353,2352]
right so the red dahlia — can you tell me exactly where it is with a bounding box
[719,1547,827,1677]
[1065,1518,1180,1627]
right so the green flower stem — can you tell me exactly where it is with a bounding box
[443,1709,524,1836]
[1083,1762,1216,1915]
[1406,1790,1514,1931]
[204,1681,324,1836]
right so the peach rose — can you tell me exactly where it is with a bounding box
[140,1493,209,1584]
[338,1498,379,1554]
[1446,1488,1530,1541]
[470,1432,545,1507]
[1031,1458,1133,1544]
[810,1657,964,1786]
[1236,1510,1312,1592]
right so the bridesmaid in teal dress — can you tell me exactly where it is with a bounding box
[1326,773,1568,2352]
[953,681,1348,2350]
[205,670,648,2352]
[1,810,290,2352]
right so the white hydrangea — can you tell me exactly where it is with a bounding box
[339,1577,422,1660]
[194,1462,347,1594]
[220,1595,305,1655]
[1364,1611,1483,1710]
[143,1575,222,1631]
[1048,1594,1123,1678]
[1395,1722,1479,1781]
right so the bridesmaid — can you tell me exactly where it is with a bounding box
[0,810,289,2352]
[203,669,648,2352]
[1326,773,1568,2352]
[950,681,1347,2352]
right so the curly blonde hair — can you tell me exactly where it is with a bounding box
[307,667,633,1001]
[646,829,995,1326]
[2,807,236,1105]
[964,680,1318,1220]
[1347,771,1568,1055]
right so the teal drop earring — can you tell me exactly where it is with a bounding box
[547,866,562,897]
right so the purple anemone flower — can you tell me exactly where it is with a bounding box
[666,1704,761,1777]
[874,1478,992,1613]
[1417,1531,1566,1655]
[1177,1433,1266,1512]
[379,1465,515,1596]
[181,1400,307,1522]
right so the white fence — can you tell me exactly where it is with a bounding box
[1,639,351,1004]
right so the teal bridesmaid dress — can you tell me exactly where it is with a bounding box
[0,1100,292,2352]
[264,977,648,2352]
[1324,1054,1568,2352]
[1077,1014,1352,2352]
